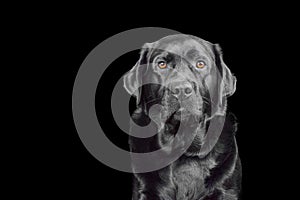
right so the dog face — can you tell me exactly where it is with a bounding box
[145,36,215,123]
[124,34,236,126]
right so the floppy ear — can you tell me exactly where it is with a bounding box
[213,44,236,96]
[213,44,237,115]
[197,44,237,158]
[123,44,150,105]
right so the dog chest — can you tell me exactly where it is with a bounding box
[171,158,211,200]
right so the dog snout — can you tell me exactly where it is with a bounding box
[170,81,193,99]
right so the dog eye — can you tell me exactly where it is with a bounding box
[196,61,206,69]
[158,61,167,69]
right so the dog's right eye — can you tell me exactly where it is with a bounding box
[158,61,167,69]
[196,60,206,69]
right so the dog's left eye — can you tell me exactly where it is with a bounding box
[196,61,206,69]
[158,61,167,69]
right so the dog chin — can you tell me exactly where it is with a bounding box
[172,108,202,124]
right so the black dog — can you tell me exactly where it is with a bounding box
[123,34,242,200]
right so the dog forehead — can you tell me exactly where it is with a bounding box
[152,34,212,58]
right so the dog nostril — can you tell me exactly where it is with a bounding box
[173,88,180,95]
[185,87,192,95]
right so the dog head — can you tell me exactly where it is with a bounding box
[123,34,236,155]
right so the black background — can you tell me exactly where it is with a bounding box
[22,8,295,199]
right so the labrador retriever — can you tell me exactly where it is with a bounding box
[123,34,241,200]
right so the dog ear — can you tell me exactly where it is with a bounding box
[212,44,237,115]
[213,44,236,96]
[196,44,237,158]
[123,43,150,105]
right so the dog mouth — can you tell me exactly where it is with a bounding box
[161,85,204,121]
[163,93,203,123]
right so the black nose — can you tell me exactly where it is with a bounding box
[170,81,193,98]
